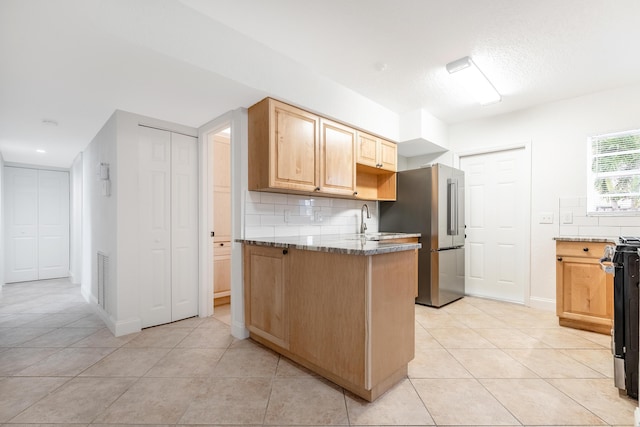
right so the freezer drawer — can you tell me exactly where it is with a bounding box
[426,247,465,307]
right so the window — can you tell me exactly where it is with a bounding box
[588,129,640,215]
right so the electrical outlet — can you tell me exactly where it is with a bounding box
[314,210,323,222]
[561,211,573,224]
[539,212,554,224]
[283,209,291,223]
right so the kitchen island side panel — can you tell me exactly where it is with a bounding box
[288,249,367,388]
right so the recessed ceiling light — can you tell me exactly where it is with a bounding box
[374,62,388,72]
[42,119,58,126]
[36,149,46,154]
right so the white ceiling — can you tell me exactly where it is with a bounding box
[2,0,640,168]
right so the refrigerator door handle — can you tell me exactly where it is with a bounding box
[448,179,458,236]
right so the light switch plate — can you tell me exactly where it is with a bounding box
[539,212,554,224]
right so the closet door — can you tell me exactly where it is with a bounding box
[138,126,172,327]
[170,132,199,321]
[4,167,69,283]
[4,167,38,283]
[38,170,70,280]
[138,126,199,328]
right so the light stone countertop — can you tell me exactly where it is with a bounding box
[237,232,421,256]
[553,236,617,243]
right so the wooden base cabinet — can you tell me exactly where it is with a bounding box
[243,245,289,350]
[213,242,231,306]
[556,240,613,334]
[243,244,416,401]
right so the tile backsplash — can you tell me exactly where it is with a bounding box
[558,197,640,239]
[244,191,379,238]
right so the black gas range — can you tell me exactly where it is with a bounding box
[608,236,640,399]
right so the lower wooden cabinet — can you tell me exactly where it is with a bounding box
[243,245,289,349]
[213,242,231,306]
[556,240,613,334]
[243,243,416,401]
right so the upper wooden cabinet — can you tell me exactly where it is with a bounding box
[356,131,397,172]
[319,118,356,196]
[250,98,319,193]
[249,97,394,200]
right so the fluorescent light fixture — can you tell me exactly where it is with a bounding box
[446,56,501,105]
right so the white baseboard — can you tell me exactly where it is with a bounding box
[93,305,141,337]
[231,321,249,340]
[81,287,97,305]
[635,407,640,427]
[112,318,142,337]
[528,296,555,312]
[69,271,81,285]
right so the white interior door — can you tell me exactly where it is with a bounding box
[4,167,38,283]
[139,126,173,327]
[38,170,70,280]
[460,147,530,303]
[170,132,199,322]
[4,167,70,283]
[139,126,199,328]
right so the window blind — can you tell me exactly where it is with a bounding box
[588,129,640,214]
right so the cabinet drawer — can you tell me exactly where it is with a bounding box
[556,241,610,258]
[214,242,232,256]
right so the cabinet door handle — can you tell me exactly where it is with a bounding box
[314,187,320,192]
[282,249,288,255]
[219,243,225,247]
[583,247,589,252]
[353,191,358,196]
[557,257,563,261]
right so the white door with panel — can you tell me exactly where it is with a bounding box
[4,167,69,283]
[138,126,198,328]
[460,148,529,303]
[38,170,71,279]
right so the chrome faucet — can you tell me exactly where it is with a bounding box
[360,204,371,234]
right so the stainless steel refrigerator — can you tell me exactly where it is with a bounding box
[380,164,465,307]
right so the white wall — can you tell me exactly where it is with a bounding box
[448,83,640,308]
[398,151,456,171]
[82,110,198,336]
[0,152,4,291]
[69,153,83,285]
[82,113,118,312]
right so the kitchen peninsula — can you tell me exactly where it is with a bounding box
[238,233,420,401]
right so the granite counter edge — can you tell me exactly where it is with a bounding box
[236,239,421,256]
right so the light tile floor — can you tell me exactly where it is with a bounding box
[0,278,637,426]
